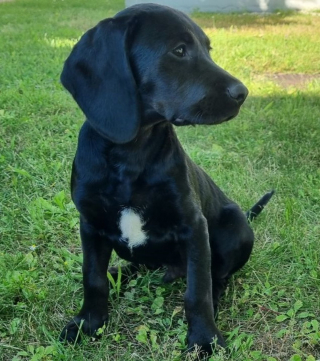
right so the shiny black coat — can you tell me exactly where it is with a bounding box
[59,4,272,355]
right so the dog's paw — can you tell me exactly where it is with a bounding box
[59,314,107,343]
[187,329,226,356]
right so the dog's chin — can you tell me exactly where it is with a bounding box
[171,112,239,126]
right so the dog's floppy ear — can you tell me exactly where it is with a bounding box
[61,17,140,144]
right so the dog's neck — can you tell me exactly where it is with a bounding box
[112,121,183,174]
[81,119,185,181]
[141,108,167,129]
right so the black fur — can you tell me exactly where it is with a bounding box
[59,4,273,355]
[246,190,275,222]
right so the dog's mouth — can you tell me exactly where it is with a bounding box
[172,112,238,126]
[172,118,194,126]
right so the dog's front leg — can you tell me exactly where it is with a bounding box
[184,216,226,354]
[60,218,112,343]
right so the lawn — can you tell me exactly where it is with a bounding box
[0,0,319,360]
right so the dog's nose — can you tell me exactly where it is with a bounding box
[227,83,248,105]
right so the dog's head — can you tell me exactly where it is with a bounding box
[61,4,248,143]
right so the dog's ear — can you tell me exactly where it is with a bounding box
[61,17,140,144]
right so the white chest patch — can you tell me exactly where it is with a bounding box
[119,208,147,249]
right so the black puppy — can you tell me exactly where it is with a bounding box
[59,3,273,355]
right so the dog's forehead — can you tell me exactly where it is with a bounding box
[147,18,207,55]
[149,14,197,34]
[118,4,208,47]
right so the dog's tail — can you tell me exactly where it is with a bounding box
[246,190,275,222]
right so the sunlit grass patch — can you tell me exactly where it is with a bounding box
[194,11,320,75]
[44,36,78,49]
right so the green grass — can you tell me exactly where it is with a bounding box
[0,1,319,360]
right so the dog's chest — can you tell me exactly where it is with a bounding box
[118,208,147,249]
[111,204,184,265]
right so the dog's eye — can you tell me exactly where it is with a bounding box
[173,45,186,58]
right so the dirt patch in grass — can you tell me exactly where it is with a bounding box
[267,73,320,88]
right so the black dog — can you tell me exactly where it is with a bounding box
[59,3,273,354]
